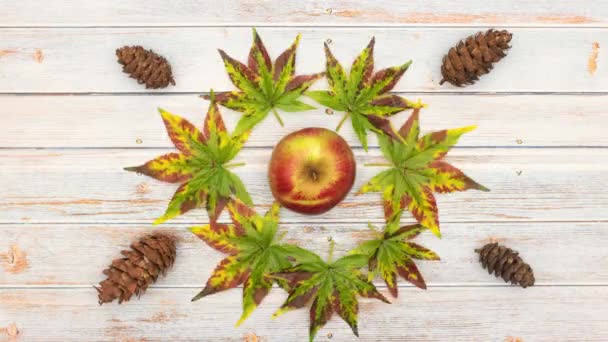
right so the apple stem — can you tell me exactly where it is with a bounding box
[335,113,350,131]
[328,239,335,263]
[364,163,392,167]
[224,162,246,169]
[272,108,285,127]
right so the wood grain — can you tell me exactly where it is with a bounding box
[0,28,605,93]
[1,148,606,224]
[2,2,608,340]
[2,94,607,148]
[1,287,607,341]
[0,222,606,286]
[2,0,607,27]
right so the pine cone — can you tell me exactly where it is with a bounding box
[116,46,176,89]
[96,233,177,304]
[440,29,512,87]
[475,242,534,288]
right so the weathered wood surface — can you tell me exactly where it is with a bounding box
[0,28,606,93]
[2,287,607,341]
[2,0,607,27]
[2,1,608,340]
[3,94,607,148]
[1,148,606,224]
[1,222,607,286]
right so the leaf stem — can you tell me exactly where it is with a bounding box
[364,163,392,167]
[335,112,350,131]
[328,239,335,263]
[367,222,380,235]
[277,230,287,242]
[272,108,285,127]
[224,162,246,169]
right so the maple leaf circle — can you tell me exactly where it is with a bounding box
[120,29,492,341]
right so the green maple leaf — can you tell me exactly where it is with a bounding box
[203,28,324,135]
[358,109,489,237]
[306,37,423,151]
[351,213,440,297]
[190,199,316,326]
[124,93,252,224]
[273,242,389,342]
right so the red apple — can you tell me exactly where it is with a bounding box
[268,127,356,215]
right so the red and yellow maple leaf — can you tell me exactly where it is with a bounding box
[306,37,423,151]
[203,28,324,135]
[273,242,389,342]
[351,213,440,297]
[124,93,252,224]
[358,109,489,237]
[190,199,316,326]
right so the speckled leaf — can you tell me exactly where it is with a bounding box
[358,109,488,236]
[192,255,250,300]
[322,42,348,102]
[124,96,252,224]
[350,215,439,297]
[422,160,489,193]
[407,125,478,169]
[248,28,272,77]
[158,108,206,155]
[274,249,389,342]
[347,37,374,100]
[190,199,317,326]
[125,153,195,183]
[307,38,420,150]
[154,181,207,224]
[190,223,244,254]
[206,28,323,135]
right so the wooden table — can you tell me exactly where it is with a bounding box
[1,1,607,341]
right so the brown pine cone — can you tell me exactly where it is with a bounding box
[96,233,177,304]
[440,29,513,87]
[475,242,534,288]
[116,46,176,89]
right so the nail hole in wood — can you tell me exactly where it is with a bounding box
[516,170,523,176]
[327,236,332,241]
[325,8,333,14]
[516,139,523,145]
[325,38,332,44]
[136,138,143,144]
[327,332,333,338]
[325,108,334,115]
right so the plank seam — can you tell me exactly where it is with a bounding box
[2,92,608,96]
[1,24,608,29]
[1,284,607,289]
[1,220,607,225]
[2,146,608,150]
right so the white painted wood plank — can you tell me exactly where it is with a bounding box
[0,222,605,286]
[0,28,605,93]
[2,0,607,27]
[1,148,606,224]
[2,94,606,148]
[1,287,607,341]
